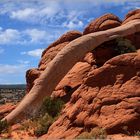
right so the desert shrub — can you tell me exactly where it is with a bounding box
[134,131,140,137]
[77,127,107,139]
[0,94,3,100]
[0,120,8,133]
[39,96,64,117]
[34,97,64,137]
[115,37,136,55]
[34,113,54,137]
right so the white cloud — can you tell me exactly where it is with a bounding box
[0,64,27,74]
[17,60,30,65]
[21,49,44,57]
[11,8,36,21]
[25,29,47,43]
[0,28,21,44]
[0,27,50,45]
[63,19,84,29]
[9,1,61,24]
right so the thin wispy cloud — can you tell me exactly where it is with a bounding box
[0,27,58,45]
[0,64,28,74]
[21,49,44,58]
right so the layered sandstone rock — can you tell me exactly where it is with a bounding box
[43,51,140,139]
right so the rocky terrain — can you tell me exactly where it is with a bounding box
[0,9,140,139]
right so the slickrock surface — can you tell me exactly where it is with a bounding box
[43,52,140,139]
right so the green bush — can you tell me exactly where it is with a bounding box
[34,113,54,137]
[34,97,64,137]
[115,37,136,55]
[0,94,3,100]
[77,127,107,139]
[0,120,8,133]
[40,96,64,117]
[134,131,140,137]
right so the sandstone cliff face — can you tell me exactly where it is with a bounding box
[43,51,140,139]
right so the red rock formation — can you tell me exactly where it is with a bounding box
[83,13,122,35]
[22,10,140,139]
[83,14,122,67]
[26,31,82,93]
[26,14,122,94]
[123,9,140,24]
[26,68,41,93]
[42,51,140,139]
[123,9,140,50]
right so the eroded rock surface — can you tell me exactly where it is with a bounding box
[43,52,140,139]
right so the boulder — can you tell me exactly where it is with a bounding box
[26,68,41,93]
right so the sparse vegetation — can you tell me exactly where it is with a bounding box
[0,94,3,100]
[40,96,64,117]
[77,127,107,139]
[134,131,140,137]
[115,37,136,55]
[0,120,8,133]
[34,96,64,137]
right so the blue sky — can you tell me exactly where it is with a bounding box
[0,0,139,84]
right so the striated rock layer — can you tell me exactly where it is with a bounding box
[43,51,140,139]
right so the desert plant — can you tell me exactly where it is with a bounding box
[114,37,136,55]
[34,97,64,136]
[39,96,64,117]
[0,94,3,100]
[77,127,107,139]
[134,131,140,137]
[34,113,54,137]
[0,120,8,133]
